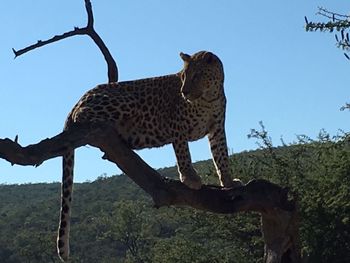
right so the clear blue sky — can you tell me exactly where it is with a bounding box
[0,1,349,184]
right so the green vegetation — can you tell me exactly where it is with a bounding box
[305,7,350,60]
[0,127,349,262]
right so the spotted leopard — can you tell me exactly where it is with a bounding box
[57,50,242,261]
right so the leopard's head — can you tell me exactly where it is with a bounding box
[179,51,224,103]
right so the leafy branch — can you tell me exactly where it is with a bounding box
[248,122,292,185]
[305,7,350,59]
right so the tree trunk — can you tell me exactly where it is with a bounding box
[262,205,300,263]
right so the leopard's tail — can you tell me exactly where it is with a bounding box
[57,118,75,262]
[57,149,74,262]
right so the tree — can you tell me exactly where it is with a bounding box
[247,124,350,262]
[0,1,300,262]
[97,201,155,263]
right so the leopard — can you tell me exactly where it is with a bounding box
[57,50,242,261]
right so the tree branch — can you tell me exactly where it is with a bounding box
[12,28,87,58]
[317,7,350,21]
[0,123,292,213]
[0,123,300,262]
[12,0,118,82]
[305,7,350,60]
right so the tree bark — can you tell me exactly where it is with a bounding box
[0,122,300,262]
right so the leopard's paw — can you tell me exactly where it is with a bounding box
[221,178,243,189]
[181,174,202,190]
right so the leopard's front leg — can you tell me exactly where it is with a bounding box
[173,140,202,189]
[208,121,242,188]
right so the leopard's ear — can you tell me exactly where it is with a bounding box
[180,52,191,63]
[203,52,214,64]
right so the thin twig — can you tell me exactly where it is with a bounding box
[316,12,343,22]
[12,27,87,57]
[318,7,350,19]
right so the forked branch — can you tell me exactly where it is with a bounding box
[12,0,118,82]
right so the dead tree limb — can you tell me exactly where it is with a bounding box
[12,0,118,83]
[0,123,300,262]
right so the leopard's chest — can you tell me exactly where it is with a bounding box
[175,103,222,142]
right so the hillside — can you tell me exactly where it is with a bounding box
[0,134,349,262]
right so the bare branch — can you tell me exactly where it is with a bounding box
[0,122,293,213]
[85,0,94,28]
[317,7,350,20]
[12,27,87,58]
[12,0,118,82]
[0,123,94,166]
[0,122,300,262]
